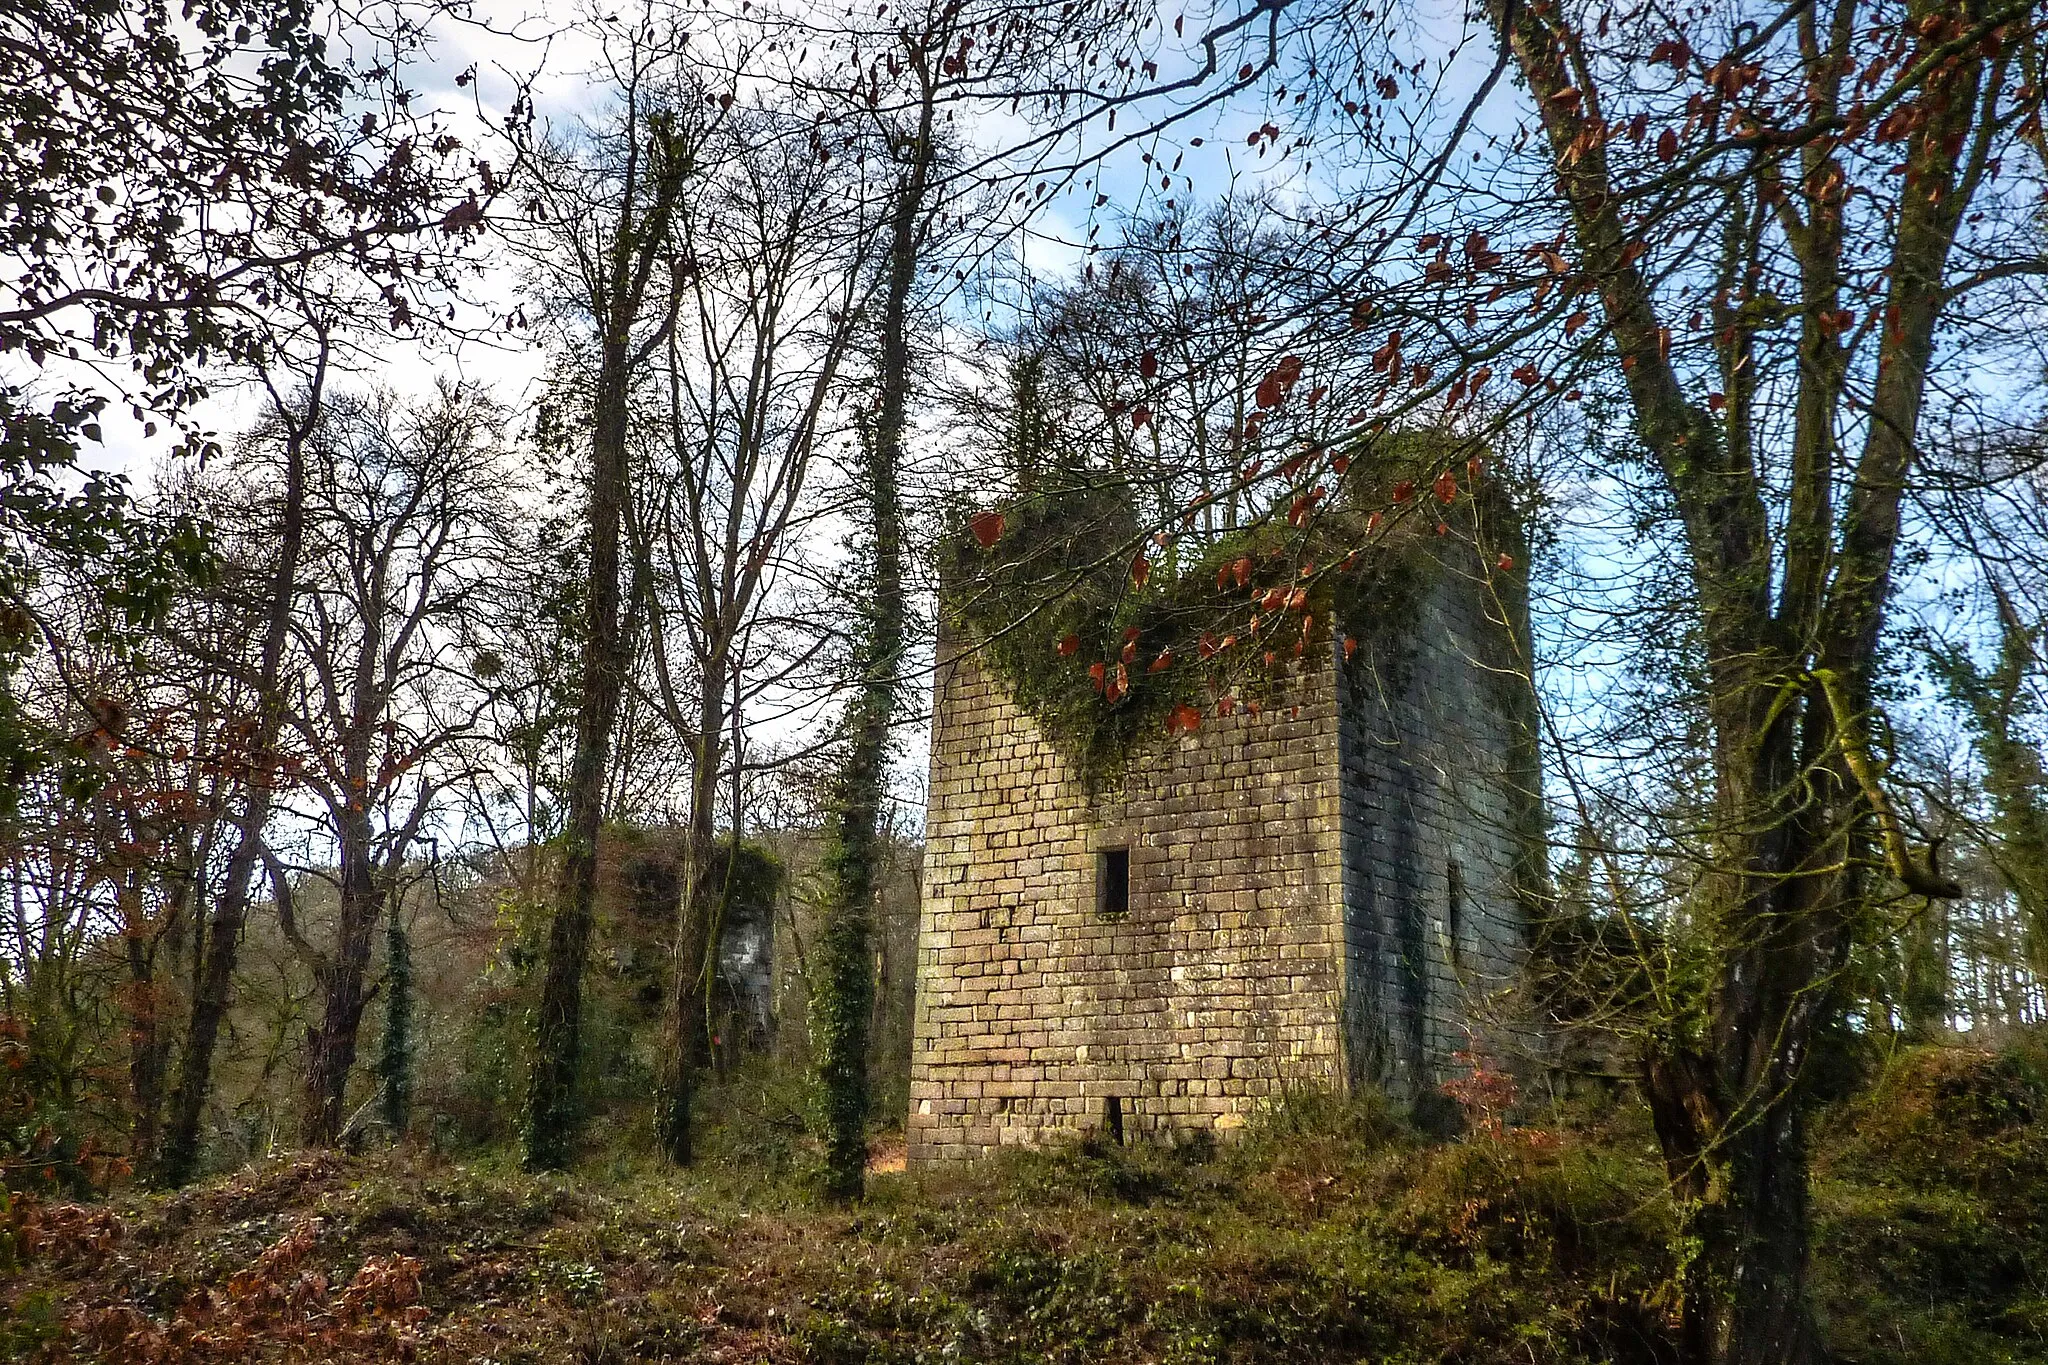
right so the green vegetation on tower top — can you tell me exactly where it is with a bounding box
[936,433,1513,785]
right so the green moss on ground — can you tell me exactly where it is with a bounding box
[9,1039,2048,1363]
[1810,1037,2048,1363]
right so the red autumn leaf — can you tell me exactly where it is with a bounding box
[1139,348,1159,379]
[1121,638,1138,664]
[1436,521,1449,535]
[1149,648,1174,673]
[1132,405,1151,429]
[1175,702,1202,732]
[1057,633,1080,656]
[1264,650,1277,667]
[1707,391,1728,412]
[1215,564,1233,590]
[1131,552,1150,587]
[1343,636,1359,660]
[1198,633,1218,659]
[1255,373,1286,409]
[1496,552,1515,571]
[1565,310,1589,337]
[1217,695,1236,716]
[1467,457,1484,482]
[1109,663,1129,702]
[1287,587,1309,612]
[1434,470,1458,504]
[1656,127,1679,161]
[969,510,1004,548]
[1247,698,1263,717]
[1366,511,1383,533]
[1232,556,1253,588]
[1124,626,1142,641]
[1333,453,1351,475]
[1650,37,1692,69]
[1089,661,1107,691]
[1392,480,1414,503]
[1512,363,1542,386]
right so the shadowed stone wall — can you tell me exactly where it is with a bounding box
[1338,552,1541,1101]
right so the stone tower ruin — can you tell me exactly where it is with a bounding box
[907,490,1542,1167]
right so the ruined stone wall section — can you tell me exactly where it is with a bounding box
[907,631,1347,1168]
[1338,549,1537,1097]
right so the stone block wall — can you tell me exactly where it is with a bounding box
[909,536,1540,1166]
[1336,544,1541,1097]
[908,633,1349,1167]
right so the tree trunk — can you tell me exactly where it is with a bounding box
[520,97,692,1171]
[812,88,931,1201]
[654,680,728,1164]
[378,891,413,1138]
[1647,1046,1821,1362]
[523,346,633,1171]
[1475,0,1992,1354]
[301,839,380,1146]
[154,357,322,1188]
[121,865,171,1168]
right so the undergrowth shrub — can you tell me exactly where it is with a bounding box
[1810,1038,2048,1365]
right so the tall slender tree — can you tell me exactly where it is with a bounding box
[156,337,327,1187]
[811,47,935,1203]
[514,21,714,1170]
[635,102,882,1164]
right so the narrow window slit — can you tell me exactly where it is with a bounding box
[1097,847,1130,920]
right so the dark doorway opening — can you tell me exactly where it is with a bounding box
[1104,1095,1126,1145]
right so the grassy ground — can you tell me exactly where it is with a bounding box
[6,1041,2047,1364]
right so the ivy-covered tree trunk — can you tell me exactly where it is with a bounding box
[813,90,932,1202]
[1478,0,1992,1355]
[523,338,632,1171]
[378,893,412,1138]
[119,864,174,1170]
[521,105,693,1172]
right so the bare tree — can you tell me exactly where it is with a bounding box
[224,382,511,1146]
[629,101,885,1163]
[510,16,726,1170]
